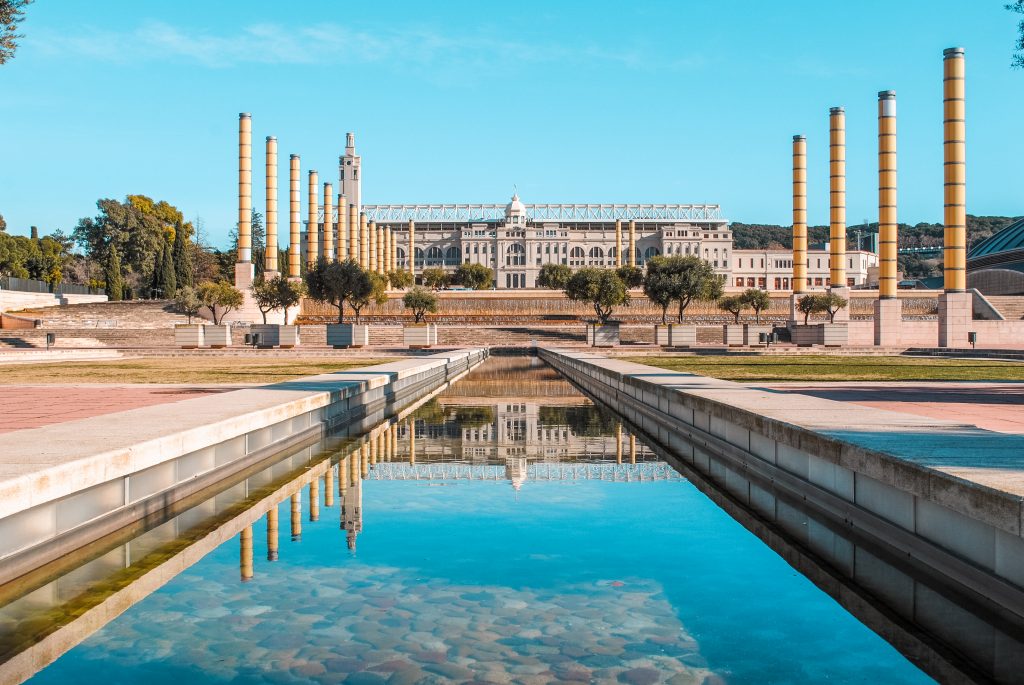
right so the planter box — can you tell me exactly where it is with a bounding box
[203,324,231,348]
[327,323,369,348]
[655,324,696,347]
[722,324,744,346]
[821,322,848,347]
[743,324,773,346]
[404,324,438,348]
[174,324,204,349]
[251,324,301,349]
[791,324,820,346]
[587,322,620,348]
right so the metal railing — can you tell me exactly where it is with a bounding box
[0,276,103,296]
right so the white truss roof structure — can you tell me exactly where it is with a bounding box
[361,203,723,223]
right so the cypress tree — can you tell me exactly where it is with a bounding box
[160,239,176,296]
[105,243,123,301]
[150,243,165,296]
[173,220,193,289]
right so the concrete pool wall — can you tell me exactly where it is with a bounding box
[0,349,487,585]
[540,348,1024,618]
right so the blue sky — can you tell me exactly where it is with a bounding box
[1,1,1020,248]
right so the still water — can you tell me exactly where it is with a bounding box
[0,358,941,683]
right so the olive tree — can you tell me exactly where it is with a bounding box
[196,281,243,325]
[564,268,628,324]
[304,258,364,323]
[386,269,414,290]
[796,293,823,325]
[821,291,849,323]
[420,267,448,290]
[174,285,202,324]
[403,286,438,323]
[643,255,722,323]
[741,288,772,324]
[537,263,572,290]
[453,263,494,290]
[350,272,388,324]
[252,275,305,324]
[717,294,746,324]
[616,265,644,289]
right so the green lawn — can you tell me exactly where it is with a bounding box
[621,355,1024,382]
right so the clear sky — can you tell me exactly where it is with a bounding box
[1,1,1020,247]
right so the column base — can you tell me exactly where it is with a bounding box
[873,298,902,346]
[234,262,255,289]
[938,291,973,348]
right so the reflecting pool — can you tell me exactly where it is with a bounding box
[0,358,944,683]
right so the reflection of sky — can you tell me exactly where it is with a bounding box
[29,474,929,685]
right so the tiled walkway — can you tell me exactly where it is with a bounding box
[757,382,1024,434]
[0,385,242,434]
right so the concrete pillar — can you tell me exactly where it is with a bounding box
[325,467,335,508]
[322,183,334,261]
[408,219,416,276]
[290,492,301,540]
[288,155,301,278]
[237,113,252,264]
[628,220,637,267]
[348,204,358,264]
[615,220,623,267]
[309,479,319,521]
[337,194,347,260]
[266,507,279,561]
[359,213,369,269]
[829,107,846,288]
[240,526,254,581]
[875,90,901,346]
[939,47,971,347]
[264,136,278,274]
[307,170,319,267]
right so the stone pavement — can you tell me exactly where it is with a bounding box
[0,385,242,434]
[756,381,1024,435]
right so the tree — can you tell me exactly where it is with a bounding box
[252,275,304,324]
[387,269,414,290]
[642,264,678,324]
[616,265,644,289]
[173,219,193,290]
[564,268,628,324]
[305,259,365,324]
[421,267,448,290]
[821,291,848,323]
[174,285,202,324]
[796,294,822,325]
[1009,1,1024,68]
[717,294,746,324]
[453,263,494,290]
[160,241,176,296]
[104,243,123,301]
[350,272,388,323]
[741,288,772,324]
[537,263,572,290]
[403,286,438,323]
[0,213,6,232]
[643,255,722,323]
[196,281,243,325]
[0,0,31,65]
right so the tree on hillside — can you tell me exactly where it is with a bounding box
[453,263,494,290]
[104,243,124,301]
[1009,1,1024,68]
[0,0,32,65]
[537,263,572,290]
[173,219,193,289]
[741,288,772,324]
[564,268,628,324]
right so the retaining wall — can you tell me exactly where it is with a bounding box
[540,348,1024,617]
[0,348,487,585]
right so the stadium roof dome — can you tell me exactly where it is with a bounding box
[969,218,1024,258]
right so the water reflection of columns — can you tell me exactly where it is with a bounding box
[408,419,416,465]
[240,526,254,581]
[266,507,279,561]
[343,450,363,552]
[325,466,335,508]
[290,492,301,540]
[361,443,370,478]
[391,424,399,461]
[629,434,636,464]
[616,423,623,465]
[309,478,320,521]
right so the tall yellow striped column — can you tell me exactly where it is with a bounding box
[359,213,369,268]
[943,47,966,292]
[615,219,623,267]
[237,113,252,263]
[307,170,319,267]
[264,136,278,273]
[322,183,334,261]
[337,194,347,260]
[878,91,898,299]
[376,225,385,273]
[288,155,301,278]
[409,219,416,276]
[628,220,637,267]
[368,221,378,272]
[348,204,358,263]
[829,107,846,287]
[792,135,807,294]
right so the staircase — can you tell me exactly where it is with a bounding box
[986,296,1024,320]
[11,300,190,329]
